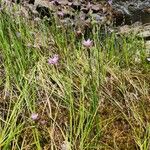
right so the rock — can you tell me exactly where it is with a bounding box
[118,23,150,37]
[111,0,150,25]
[9,0,114,29]
[71,1,81,11]
[57,11,65,18]
[145,40,150,53]
[138,30,150,40]
[12,0,35,4]
[143,8,150,13]
[81,6,89,14]
[59,9,74,19]
[36,4,52,19]
[28,0,35,5]
[34,0,51,8]
[91,4,100,13]
[58,0,68,6]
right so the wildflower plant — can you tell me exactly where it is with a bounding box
[31,113,39,121]
[82,39,93,48]
[48,54,59,65]
[0,3,149,150]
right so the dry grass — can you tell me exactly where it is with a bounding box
[0,3,150,150]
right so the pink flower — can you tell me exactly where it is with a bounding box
[82,39,93,48]
[31,113,39,121]
[48,54,59,65]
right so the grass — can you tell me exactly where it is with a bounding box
[0,3,150,150]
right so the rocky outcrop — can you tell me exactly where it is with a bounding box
[117,23,150,55]
[2,0,150,28]
[111,0,150,25]
[9,0,114,28]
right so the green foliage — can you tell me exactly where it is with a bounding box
[0,4,149,150]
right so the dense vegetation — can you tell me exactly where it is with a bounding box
[0,3,150,150]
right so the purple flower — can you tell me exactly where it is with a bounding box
[82,39,93,48]
[48,54,59,65]
[31,113,39,121]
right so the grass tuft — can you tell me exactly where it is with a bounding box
[0,3,149,150]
